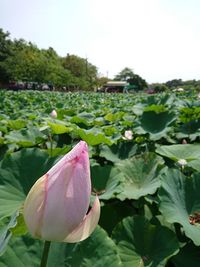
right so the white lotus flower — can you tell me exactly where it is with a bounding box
[123,130,133,140]
[177,159,187,167]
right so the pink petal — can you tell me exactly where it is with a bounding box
[64,196,100,243]
[41,141,91,241]
[23,174,47,238]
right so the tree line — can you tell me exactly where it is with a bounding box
[0,28,150,91]
[1,28,199,92]
[0,28,102,91]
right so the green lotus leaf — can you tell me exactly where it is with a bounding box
[76,128,113,146]
[0,226,123,267]
[112,216,179,267]
[0,136,4,145]
[5,127,46,147]
[172,243,200,267]
[99,143,137,162]
[99,202,133,235]
[50,226,123,267]
[0,212,18,256]
[48,122,73,134]
[114,153,164,200]
[178,120,200,135]
[91,163,123,200]
[158,168,200,245]
[70,112,95,127]
[156,144,200,171]
[144,104,167,113]
[104,111,125,122]
[156,144,200,161]
[134,110,176,140]
[0,148,57,221]
[7,120,27,130]
[0,235,42,267]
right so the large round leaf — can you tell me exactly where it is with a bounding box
[156,144,200,160]
[114,153,164,200]
[134,110,176,140]
[99,202,133,235]
[156,144,200,172]
[91,164,113,192]
[5,127,46,147]
[0,226,123,267]
[99,143,137,163]
[112,216,179,267]
[49,226,123,267]
[158,168,200,245]
[172,243,200,267]
[0,213,18,256]
[76,128,113,146]
[48,121,73,134]
[0,235,42,267]
[0,148,57,220]
[91,165,124,201]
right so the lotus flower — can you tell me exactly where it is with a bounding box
[122,130,133,140]
[50,110,57,118]
[177,158,187,168]
[182,139,187,144]
[23,141,100,243]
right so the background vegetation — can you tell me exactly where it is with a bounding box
[0,90,200,266]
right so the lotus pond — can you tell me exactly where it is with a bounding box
[0,89,200,267]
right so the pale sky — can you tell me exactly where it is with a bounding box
[1,0,200,83]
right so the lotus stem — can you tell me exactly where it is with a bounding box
[40,241,51,267]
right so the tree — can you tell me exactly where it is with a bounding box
[3,39,46,82]
[165,79,183,88]
[114,67,135,81]
[114,67,147,90]
[151,83,169,93]
[0,28,13,82]
[96,76,110,88]
[62,54,98,90]
[0,28,99,90]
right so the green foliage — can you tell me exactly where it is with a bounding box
[0,28,98,90]
[165,79,183,88]
[172,243,200,267]
[112,216,179,267]
[114,67,135,81]
[111,153,164,201]
[179,107,200,123]
[151,83,169,93]
[144,104,167,113]
[0,29,13,82]
[0,90,200,266]
[114,67,147,90]
[158,169,200,246]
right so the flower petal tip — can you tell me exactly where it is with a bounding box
[64,196,100,243]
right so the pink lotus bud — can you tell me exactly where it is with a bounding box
[23,141,100,243]
[50,110,57,118]
[122,130,133,140]
[182,139,187,144]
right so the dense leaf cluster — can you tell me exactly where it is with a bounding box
[0,90,200,266]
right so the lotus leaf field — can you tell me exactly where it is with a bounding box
[0,89,200,267]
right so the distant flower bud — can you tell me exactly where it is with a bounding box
[178,158,187,167]
[182,139,187,144]
[123,130,133,140]
[50,110,57,118]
